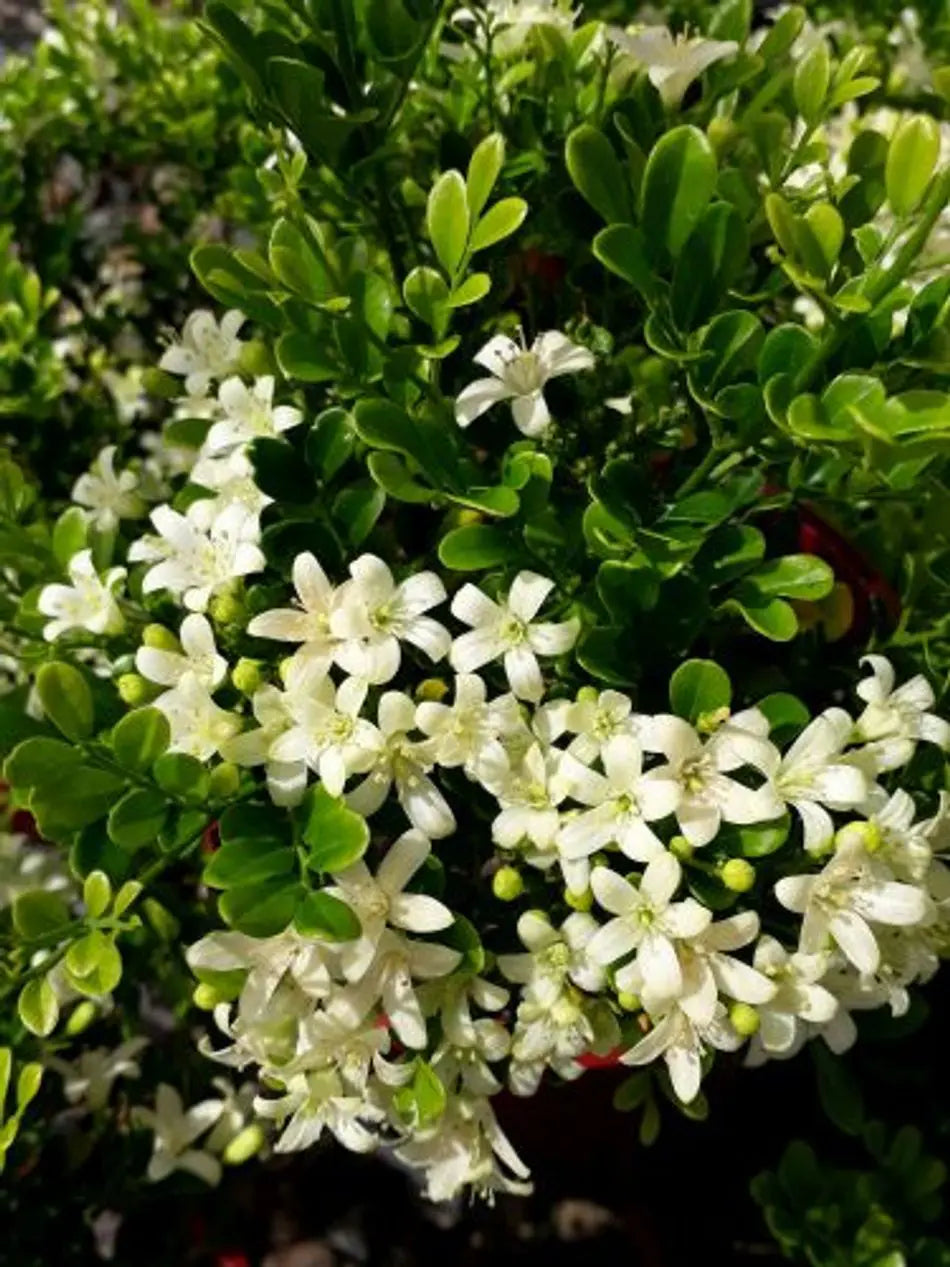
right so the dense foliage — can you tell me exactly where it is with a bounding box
[2,0,950,1254]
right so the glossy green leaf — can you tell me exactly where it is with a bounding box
[218,878,302,937]
[18,978,58,1038]
[426,171,469,277]
[403,266,450,329]
[303,786,370,873]
[469,198,528,252]
[12,890,71,939]
[466,133,505,219]
[438,524,519,570]
[592,224,658,301]
[793,39,830,123]
[107,787,169,852]
[4,736,81,787]
[886,115,940,216]
[294,890,362,941]
[640,126,717,258]
[565,125,630,224]
[669,660,732,723]
[112,708,170,773]
[746,554,834,600]
[204,838,295,889]
[35,662,94,742]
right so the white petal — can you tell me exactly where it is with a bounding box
[511,391,550,437]
[455,377,511,426]
[507,571,554,621]
[389,892,454,933]
[829,909,880,973]
[504,645,544,702]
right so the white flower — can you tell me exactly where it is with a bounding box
[328,929,461,1049]
[646,711,781,847]
[433,1018,511,1096]
[415,673,525,776]
[620,1003,741,1104]
[673,911,775,1027]
[186,928,336,1025]
[204,375,304,454]
[346,693,456,838]
[535,688,643,763]
[72,445,145,530]
[155,673,241,762]
[329,829,455,980]
[455,331,594,437]
[587,852,711,1002]
[255,1069,384,1155]
[775,841,931,975]
[191,449,272,523]
[219,684,309,807]
[558,734,680,863]
[452,1,578,57]
[267,665,380,797]
[38,548,125,641]
[606,24,738,107]
[760,709,869,854]
[498,910,605,1004]
[135,613,227,692]
[132,1083,224,1185]
[840,791,933,884]
[159,308,245,397]
[247,551,340,675]
[50,1038,148,1112]
[131,501,264,613]
[450,571,580,701]
[746,936,838,1061]
[331,555,451,683]
[854,655,950,770]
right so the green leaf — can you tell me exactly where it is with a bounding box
[812,1043,864,1136]
[469,198,528,252]
[218,878,303,937]
[268,58,371,164]
[307,408,354,481]
[640,125,717,258]
[725,585,799,641]
[449,273,491,307]
[303,787,370,873]
[353,397,459,488]
[113,881,143,917]
[107,788,168,853]
[438,524,519,570]
[886,115,940,216]
[793,39,830,123]
[689,310,764,398]
[152,753,210,800]
[669,660,732,723]
[334,482,386,548]
[268,218,334,303]
[758,324,818,385]
[276,331,339,383]
[112,708,170,773]
[35,662,94,741]
[671,202,749,330]
[204,838,295,889]
[16,1063,43,1113]
[64,931,122,997]
[18,978,58,1038]
[83,871,112,920]
[426,171,469,277]
[294,890,362,941]
[565,125,630,224]
[403,266,450,329]
[4,736,81,787]
[12,890,71,939]
[747,554,834,600]
[613,1072,652,1113]
[736,814,791,858]
[592,224,659,302]
[466,133,505,220]
[31,768,126,836]
[52,507,88,569]
[757,693,810,743]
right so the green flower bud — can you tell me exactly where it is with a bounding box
[416,677,449,702]
[729,1003,760,1037]
[209,762,241,799]
[616,991,641,1012]
[720,858,756,893]
[232,658,262,695]
[697,706,731,734]
[223,1124,266,1165]
[576,685,599,705]
[237,339,272,378]
[209,589,245,627]
[65,1000,98,1037]
[835,820,881,854]
[142,623,180,651]
[564,887,593,913]
[669,835,693,861]
[117,673,151,706]
[492,866,524,901]
[193,983,219,1011]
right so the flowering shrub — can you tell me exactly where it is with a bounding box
[2,0,950,1217]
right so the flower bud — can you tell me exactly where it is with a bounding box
[237,339,272,378]
[720,858,756,893]
[232,658,262,696]
[209,589,245,627]
[142,623,180,651]
[492,866,524,901]
[836,819,881,854]
[117,673,151,706]
[697,706,730,734]
[564,887,593,913]
[456,509,483,527]
[669,835,693,861]
[223,1124,266,1165]
[576,685,599,705]
[65,1000,98,1037]
[616,991,640,1012]
[193,983,219,1011]
[209,762,241,799]
[729,1003,760,1037]
[416,678,449,702]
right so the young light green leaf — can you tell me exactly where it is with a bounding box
[83,870,112,920]
[303,787,370,873]
[18,978,59,1038]
[886,116,940,217]
[426,171,470,278]
[466,133,505,220]
[469,198,528,252]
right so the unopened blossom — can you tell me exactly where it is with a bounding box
[346,692,455,838]
[204,375,304,454]
[332,555,451,683]
[159,308,245,396]
[219,684,309,807]
[130,501,264,612]
[50,1038,148,1113]
[775,841,931,975]
[746,936,838,1062]
[587,852,711,1002]
[247,551,340,675]
[558,734,681,863]
[72,445,145,530]
[267,665,380,797]
[39,548,126,641]
[646,711,781,847]
[760,709,869,854]
[854,655,950,770]
[450,571,580,702]
[329,829,455,981]
[455,331,594,437]
[155,672,241,762]
[135,613,227,692]
[415,673,525,776]
[621,1003,742,1104]
[606,24,738,107]
[132,1083,225,1185]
